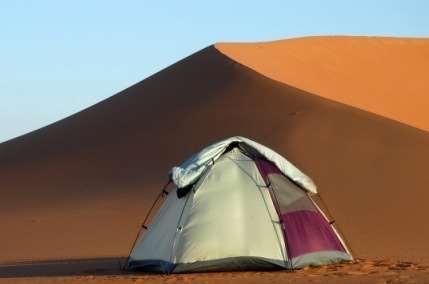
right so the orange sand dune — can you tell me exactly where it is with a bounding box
[217,36,429,131]
[1,37,429,281]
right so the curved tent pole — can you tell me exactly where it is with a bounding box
[255,159,294,270]
[123,179,172,270]
[307,192,354,258]
[140,180,172,229]
[267,182,294,270]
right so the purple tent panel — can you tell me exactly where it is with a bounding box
[281,210,345,258]
[254,158,283,184]
[254,158,346,259]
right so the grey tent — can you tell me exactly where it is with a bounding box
[126,137,352,273]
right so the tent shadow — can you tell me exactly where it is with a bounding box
[0,257,128,278]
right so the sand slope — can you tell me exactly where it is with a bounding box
[217,36,429,131]
[1,39,429,268]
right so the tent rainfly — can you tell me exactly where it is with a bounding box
[126,136,352,273]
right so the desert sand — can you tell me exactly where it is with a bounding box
[1,259,428,283]
[1,36,429,283]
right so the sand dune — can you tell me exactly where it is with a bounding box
[1,37,429,280]
[217,36,429,131]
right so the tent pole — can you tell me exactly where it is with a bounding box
[308,193,354,258]
[256,159,294,270]
[123,179,172,270]
[268,184,294,271]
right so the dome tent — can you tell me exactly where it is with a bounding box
[126,137,352,273]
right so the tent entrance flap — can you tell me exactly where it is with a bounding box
[254,158,351,268]
[281,210,345,258]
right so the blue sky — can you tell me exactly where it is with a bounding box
[1,1,428,143]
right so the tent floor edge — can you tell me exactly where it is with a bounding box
[173,257,286,273]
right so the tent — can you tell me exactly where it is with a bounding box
[126,136,352,273]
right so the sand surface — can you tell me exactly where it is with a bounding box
[1,37,429,282]
[217,36,429,131]
[0,259,428,283]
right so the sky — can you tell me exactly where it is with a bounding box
[1,1,428,143]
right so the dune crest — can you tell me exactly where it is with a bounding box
[216,36,429,131]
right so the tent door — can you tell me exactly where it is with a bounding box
[255,159,348,267]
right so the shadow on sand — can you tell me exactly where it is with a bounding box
[0,257,128,278]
